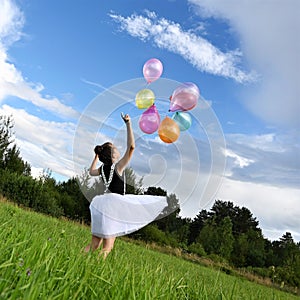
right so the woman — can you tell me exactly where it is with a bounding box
[85,113,166,258]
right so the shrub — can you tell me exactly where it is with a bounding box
[188,242,207,257]
[135,224,170,245]
[0,170,63,217]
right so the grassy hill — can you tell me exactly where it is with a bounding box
[0,199,298,300]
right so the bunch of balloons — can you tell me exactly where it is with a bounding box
[136,58,199,144]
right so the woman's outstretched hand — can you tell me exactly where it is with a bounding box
[121,113,130,124]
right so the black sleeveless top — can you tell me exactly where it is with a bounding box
[100,164,124,195]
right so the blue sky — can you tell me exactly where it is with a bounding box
[0,0,299,242]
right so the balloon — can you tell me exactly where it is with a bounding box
[169,82,200,112]
[143,58,163,83]
[135,89,155,109]
[174,82,200,97]
[172,112,192,131]
[158,116,180,143]
[139,104,160,134]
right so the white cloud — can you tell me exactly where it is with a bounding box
[0,0,24,47]
[189,0,300,128]
[216,178,300,242]
[109,11,255,83]
[226,133,284,152]
[224,132,300,188]
[0,0,79,120]
[0,105,76,179]
[224,148,254,169]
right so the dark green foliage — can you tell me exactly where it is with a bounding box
[155,193,180,229]
[132,224,169,245]
[244,229,266,267]
[271,233,300,287]
[197,216,234,261]
[0,169,63,217]
[145,186,167,196]
[57,177,90,222]
[188,209,209,244]
[0,115,13,166]
[3,144,31,175]
[211,200,260,235]
[188,242,206,256]
[0,115,31,175]
[218,216,234,260]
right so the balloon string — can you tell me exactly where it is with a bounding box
[158,109,173,119]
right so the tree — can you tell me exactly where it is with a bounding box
[231,233,249,266]
[58,177,90,222]
[0,115,31,175]
[245,228,266,267]
[210,200,236,222]
[4,144,31,175]
[188,209,209,244]
[197,217,218,254]
[217,216,234,260]
[211,200,260,236]
[0,115,14,168]
[274,232,300,287]
[145,186,167,196]
[197,216,234,260]
[264,238,278,267]
[125,167,143,195]
[155,193,180,232]
[233,206,260,235]
[278,232,299,265]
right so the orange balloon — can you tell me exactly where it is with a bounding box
[158,116,180,143]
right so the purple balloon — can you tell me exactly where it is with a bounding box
[139,104,161,134]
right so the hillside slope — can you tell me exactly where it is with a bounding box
[0,200,298,300]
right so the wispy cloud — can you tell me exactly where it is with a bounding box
[0,0,79,120]
[189,0,300,128]
[0,0,24,47]
[109,11,255,83]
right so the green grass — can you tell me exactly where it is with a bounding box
[0,199,298,300]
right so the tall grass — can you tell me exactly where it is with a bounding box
[0,199,298,299]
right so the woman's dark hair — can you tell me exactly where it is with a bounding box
[94,142,113,165]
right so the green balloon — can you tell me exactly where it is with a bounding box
[172,112,192,131]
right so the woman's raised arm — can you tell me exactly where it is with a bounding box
[117,113,135,174]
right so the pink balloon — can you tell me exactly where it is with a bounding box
[169,82,200,112]
[173,82,200,98]
[143,58,163,83]
[139,104,161,134]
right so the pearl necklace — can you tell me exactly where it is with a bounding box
[101,163,115,193]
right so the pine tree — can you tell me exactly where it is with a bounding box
[0,115,31,175]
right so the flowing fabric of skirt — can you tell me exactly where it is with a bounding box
[90,193,167,238]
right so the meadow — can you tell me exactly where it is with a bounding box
[0,199,298,300]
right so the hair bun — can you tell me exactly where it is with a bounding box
[94,145,102,155]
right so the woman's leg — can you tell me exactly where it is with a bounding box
[101,237,116,258]
[84,235,103,252]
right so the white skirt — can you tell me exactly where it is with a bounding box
[90,193,167,238]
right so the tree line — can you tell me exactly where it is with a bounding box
[1,114,300,291]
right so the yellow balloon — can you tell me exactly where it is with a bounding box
[158,116,180,143]
[135,89,155,109]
